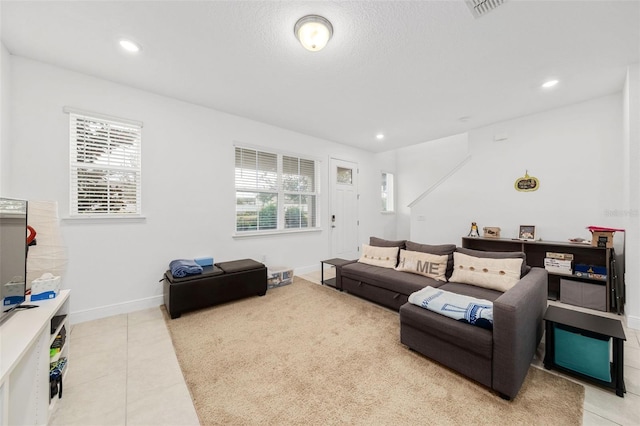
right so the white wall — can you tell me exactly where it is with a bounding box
[405,94,625,243]
[0,42,10,194]
[623,64,640,329]
[7,56,388,322]
[395,133,469,240]
[399,94,637,327]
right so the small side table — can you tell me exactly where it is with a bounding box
[320,258,351,290]
[544,305,626,397]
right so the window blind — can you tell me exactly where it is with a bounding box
[282,156,316,229]
[235,147,319,233]
[69,113,142,216]
[235,148,278,231]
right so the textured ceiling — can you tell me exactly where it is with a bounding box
[1,0,639,152]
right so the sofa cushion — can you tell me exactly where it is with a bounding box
[370,236,406,249]
[449,252,523,292]
[358,244,399,269]
[439,282,503,302]
[395,249,448,282]
[400,302,493,359]
[455,247,529,277]
[342,262,443,296]
[370,237,406,265]
[405,241,456,278]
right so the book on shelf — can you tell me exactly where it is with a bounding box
[544,257,573,275]
[544,258,572,268]
[574,271,607,280]
[574,264,607,280]
[546,252,574,261]
[545,266,573,276]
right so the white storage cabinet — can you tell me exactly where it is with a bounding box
[0,290,70,425]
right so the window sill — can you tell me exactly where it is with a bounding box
[233,228,322,239]
[62,215,147,224]
[380,211,395,215]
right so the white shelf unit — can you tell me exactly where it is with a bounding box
[48,311,69,411]
[0,290,70,426]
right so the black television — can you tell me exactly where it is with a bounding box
[0,197,28,325]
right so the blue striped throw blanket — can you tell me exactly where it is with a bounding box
[408,286,494,330]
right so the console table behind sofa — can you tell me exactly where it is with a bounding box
[461,237,623,313]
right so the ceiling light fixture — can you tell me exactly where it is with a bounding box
[541,79,559,89]
[376,134,385,140]
[294,15,333,52]
[119,39,141,53]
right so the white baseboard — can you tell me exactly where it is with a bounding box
[69,295,163,324]
[68,264,320,324]
[627,314,640,331]
[67,263,337,324]
[294,263,321,276]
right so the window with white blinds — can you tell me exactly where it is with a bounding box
[69,112,142,217]
[235,147,319,233]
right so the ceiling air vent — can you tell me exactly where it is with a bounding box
[465,0,507,18]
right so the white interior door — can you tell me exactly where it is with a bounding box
[330,158,359,259]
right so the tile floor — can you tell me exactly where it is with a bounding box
[49,308,199,426]
[50,270,640,425]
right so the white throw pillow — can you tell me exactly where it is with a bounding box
[358,244,399,269]
[395,249,448,282]
[449,252,523,292]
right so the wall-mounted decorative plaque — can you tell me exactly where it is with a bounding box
[515,171,539,192]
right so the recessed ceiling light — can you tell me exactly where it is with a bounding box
[376,134,385,140]
[541,79,559,89]
[119,39,141,53]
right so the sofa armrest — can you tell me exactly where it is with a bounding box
[492,267,548,399]
[335,259,359,289]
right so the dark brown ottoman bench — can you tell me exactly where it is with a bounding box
[163,259,267,319]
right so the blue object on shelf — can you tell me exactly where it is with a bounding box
[194,257,214,267]
[574,264,607,280]
[31,291,57,301]
[554,323,611,382]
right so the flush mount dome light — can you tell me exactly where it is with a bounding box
[294,15,333,52]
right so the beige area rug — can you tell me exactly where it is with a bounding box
[163,278,584,425]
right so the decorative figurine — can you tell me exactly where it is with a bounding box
[468,222,480,237]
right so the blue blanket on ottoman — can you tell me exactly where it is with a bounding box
[408,286,494,330]
[170,259,203,278]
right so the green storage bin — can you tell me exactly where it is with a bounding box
[554,323,611,382]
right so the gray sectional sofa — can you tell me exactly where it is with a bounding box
[337,237,548,400]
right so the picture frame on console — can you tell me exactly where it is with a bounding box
[519,225,536,240]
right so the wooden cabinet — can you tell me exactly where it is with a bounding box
[461,237,622,313]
